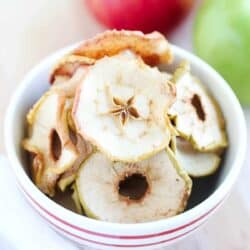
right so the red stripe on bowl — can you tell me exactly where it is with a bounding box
[20,182,223,240]
[54,219,203,248]
[27,193,204,248]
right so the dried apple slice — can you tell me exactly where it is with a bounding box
[51,66,90,98]
[57,98,92,192]
[23,91,78,196]
[51,30,172,84]
[73,52,176,162]
[71,183,83,214]
[58,134,92,192]
[175,138,221,177]
[76,149,192,223]
[65,98,76,131]
[23,143,59,197]
[50,55,95,84]
[168,62,227,151]
[169,134,177,153]
[73,30,173,66]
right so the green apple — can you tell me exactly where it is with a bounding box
[194,0,250,105]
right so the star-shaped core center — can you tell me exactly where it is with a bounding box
[109,96,140,126]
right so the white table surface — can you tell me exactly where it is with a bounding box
[0,1,250,249]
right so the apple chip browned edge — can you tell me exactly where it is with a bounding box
[73,30,173,66]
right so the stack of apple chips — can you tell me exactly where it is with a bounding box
[23,30,227,223]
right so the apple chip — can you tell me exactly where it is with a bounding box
[50,55,95,84]
[73,30,173,66]
[73,52,176,162]
[23,91,78,196]
[76,149,192,223]
[168,62,227,151]
[175,138,221,177]
[58,134,92,192]
[71,183,83,214]
[51,68,87,98]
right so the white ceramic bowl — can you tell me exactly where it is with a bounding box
[4,44,247,250]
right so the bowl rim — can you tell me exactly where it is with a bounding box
[4,43,247,234]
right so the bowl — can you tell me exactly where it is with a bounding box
[4,43,247,249]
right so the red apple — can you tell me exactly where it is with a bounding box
[85,0,194,33]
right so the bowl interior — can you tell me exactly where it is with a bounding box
[9,45,240,214]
